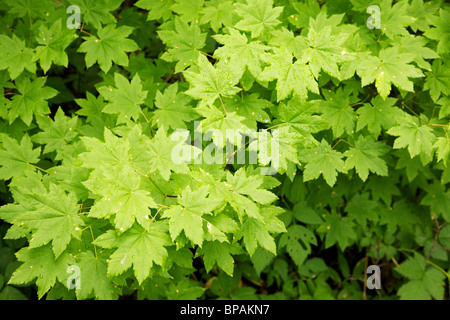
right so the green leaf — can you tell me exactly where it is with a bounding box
[299,139,347,187]
[72,0,124,29]
[162,185,222,246]
[356,96,403,137]
[213,28,270,78]
[101,222,172,284]
[98,73,147,123]
[323,212,357,251]
[424,59,450,102]
[387,113,436,165]
[198,241,242,276]
[0,35,35,80]
[396,253,446,300]
[357,46,424,99]
[234,0,283,38]
[7,76,58,126]
[78,24,139,73]
[258,47,318,102]
[75,251,119,300]
[9,245,75,299]
[200,0,235,32]
[0,134,41,180]
[9,184,84,257]
[344,136,389,181]
[34,19,77,73]
[152,82,199,130]
[242,217,276,256]
[157,17,207,73]
[184,54,241,107]
[279,225,317,268]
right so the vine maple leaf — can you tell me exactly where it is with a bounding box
[78,24,139,73]
[234,0,283,38]
[98,73,147,123]
[0,34,35,79]
[157,16,207,73]
[258,47,318,101]
[357,45,424,99]
[183,55,241,107]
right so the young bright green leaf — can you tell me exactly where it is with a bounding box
[234,0,283,38]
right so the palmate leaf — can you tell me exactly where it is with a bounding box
[258,47,318,102]
[396,252,446,300]
[78,24,139,73]
[357,45,424,99]
[71,0,124,29]
[157,16,207,73]
[424,59,450,102]
[6,76,58,126]
[234,0,283,38]
[8,244,75,299]
[299,139,347,187]
[213,28,271,78]
[34,19,77,73]
[0,34,35,80]
[152,82,199,130]
[84,166,158,231]
[98,73,148,123]
[95,222,172,284]
[162,185,222,246]
[7,184,84,257]
[183,54,241,107]
[387,113,436,165]
[199,0,235,32]
[197,241,243,276]
[344,136,390,181]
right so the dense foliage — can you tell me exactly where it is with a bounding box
[0,0,449,300]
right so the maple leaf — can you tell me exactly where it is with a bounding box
[8,245,75,299]
[344,136,390,181]
[78,24,139,73]
[242,217,276,256]
[424,8,450,54]
[162,185,222,246]
[234,0,283,38]
[299,139,348,187]
[396,252,445,300]
[198,241,242,276]
[199,0,235,32]
[75,251,120,300]
[171,0,204,22]
[356,96,404,137]
[135,0,175,21]
[0,34,35,80]
[98,73,147,123]
[258,47,318,101]
[213,28,271,78]
[322,212,357,251]
[387,113,436,165]
[84,166,158,231]
[357,45,424,99]
[0,134,41,180]
[157,17,207,73]
[300,25,353,79]
[71,0,124,29]
[224,93,272,130]
[78,128,131,169]
[8,184,84,257]
[319,88,358,138]
[424,59,450,102]
[146,127,191,180]
[32,108,79,157]
[97,222,172,284]
[378,0,413,39]
[183,55,241,107]
[152,82,199,130]
[6,76,58,126]
[279,225,317,268]
[34,19,77,73]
